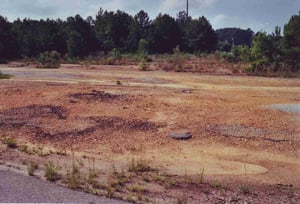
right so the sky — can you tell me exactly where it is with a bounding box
[1,0,300,33]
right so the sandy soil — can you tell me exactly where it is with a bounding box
[0,64,299,203]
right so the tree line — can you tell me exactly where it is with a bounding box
[0,9,216,60]
[225,12,300,74]
[0,8,300,74]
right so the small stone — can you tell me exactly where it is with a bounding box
[170,130,192,140]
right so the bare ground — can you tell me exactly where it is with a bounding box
[0,64,300,203]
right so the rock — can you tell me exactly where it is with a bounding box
[170,131,192,140]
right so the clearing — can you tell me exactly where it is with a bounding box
[0,64,299,203]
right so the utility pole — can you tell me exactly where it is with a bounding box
[186,0,189,16]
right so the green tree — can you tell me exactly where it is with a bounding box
[64,15,97,57]
[0,15,18,60]
[283,12,300,71]
[95,9,134,52]
[181,16,217,53]
[151,14,181,53]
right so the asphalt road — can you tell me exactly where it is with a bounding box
[0,170,127,203]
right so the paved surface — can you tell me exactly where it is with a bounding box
[0,170,127,203]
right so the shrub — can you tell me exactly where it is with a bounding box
[38,51,61,68]
[44,161,60,182]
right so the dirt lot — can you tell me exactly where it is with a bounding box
[0,64,300,203]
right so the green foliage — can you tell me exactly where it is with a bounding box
[216,28,254,47]
[151,13,182,53]
[232,45,252,62]
[0,16,18,59]
[180,16,217,53]
[44,161,60,182]
[283,12,300,72]
[38,51,61,68]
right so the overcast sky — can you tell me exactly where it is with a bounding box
[1,0,300,33]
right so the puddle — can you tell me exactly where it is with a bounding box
[267,104,300,114]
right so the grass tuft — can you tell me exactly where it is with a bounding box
[27,162,39,176]
[44,161,60,182]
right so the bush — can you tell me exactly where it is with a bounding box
[38,51,61,68]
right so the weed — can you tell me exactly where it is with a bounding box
[127,185,145,193]
[116,80,122,85]
[87,171,102,189]
[18,145,31,154]
[153,174,163,183]
[176,195,188,204]
[239,185,252,195]
[0,72,13,79]
[77,158,84,166]
[139,58,148,71]
[44,161,60,182]
[37,148,50,157]
[4,137,17,149]
[56,148,67,156]
[126,195,136,203]
[165,177,177,189]
[129,157,155,173]
[27,162,39,176]
[64,163,82,189]
[197,168,205,184]
[106,186,115,198]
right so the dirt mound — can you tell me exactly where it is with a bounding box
[0,105,67,128]
[69,90,126,102]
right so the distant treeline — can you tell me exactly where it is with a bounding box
[0,8,299,73]
[0,9,217,59]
